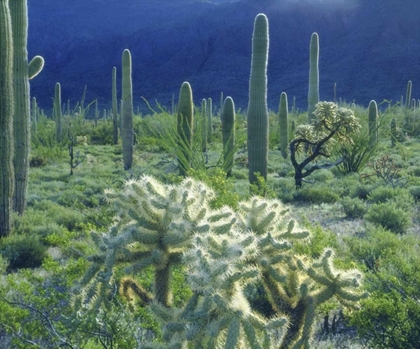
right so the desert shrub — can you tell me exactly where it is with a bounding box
[346,229,420,348]
[274,177,296,203]
[293,185,340,204]
[364,202,411,234]
[29,155,47,167]
[350,183,378,200]
[0,234,48,272]
[88,120,114,145]
[340,197,367,219]
[408,185,420,202]
[367,186,413,209]
[310,168,335,182]
[407,165,420,177]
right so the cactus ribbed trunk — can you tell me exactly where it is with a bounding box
[121,49,133,170]
[10,0,30,215]
[31,96,37,135]
[201,98,207,153]
[391,118,397,147]
[54,82,62,143]
[0,0,15,236]
[112,66,118,144]
[207,97,212,143]
[405,80,412,109]
[177,81,194,177]
[222,96,235,177]
[368,100,378,146]
[308,32,319,123]
[279,92,289,159]
[247,13,269,185]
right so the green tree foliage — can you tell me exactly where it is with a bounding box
[290,102,361,188]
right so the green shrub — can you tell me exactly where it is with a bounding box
[367,186,413,210]
[351,183,377,200]
[0,234,48,272]
[408,185,420,202]
[293,186,340,204]
[340,197,367,219]
[364,202,411,234]
[346,229,420,348]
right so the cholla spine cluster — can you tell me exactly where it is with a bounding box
[76,175,367,349]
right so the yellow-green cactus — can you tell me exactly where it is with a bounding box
[177,81,194,176]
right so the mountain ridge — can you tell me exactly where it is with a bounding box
[28,0,420,114]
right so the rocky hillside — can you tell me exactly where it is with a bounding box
[28,0,420,114]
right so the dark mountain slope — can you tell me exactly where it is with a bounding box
[28,0,420,113]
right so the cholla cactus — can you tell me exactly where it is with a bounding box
[76,176,367,349]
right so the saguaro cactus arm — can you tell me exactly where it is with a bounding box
[308,32,319,123]
[121,49,133,170]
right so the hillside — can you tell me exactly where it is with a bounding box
[28,0,420,113]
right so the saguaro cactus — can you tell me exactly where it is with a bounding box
[177,81,194,176]
[0,0,15,236]
[308,32,319,123]
[54,82,62,143]
[247,13,269,186]
[121,49,133,170]
[279,91,289,159]
[391,118,397,147]
[10,0,44,214]
[405,80,412,109]
[112,66,118,144]
[368,100,378,145]
[207,97,212,143]
[221,96,235,177]
[201,98,207,152]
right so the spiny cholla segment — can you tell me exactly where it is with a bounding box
[74,176,220,308]
[76,176,367,349]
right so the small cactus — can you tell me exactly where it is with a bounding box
[177,81,194,176]
[221,96,235,177]
[279,91,289,159]
[54,82,62,143]
[368,100,378,145]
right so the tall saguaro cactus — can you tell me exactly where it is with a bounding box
[54,82,62,143]
[207,97,212,143]
[0,0,15,236]
[201,98,207,153]
[177,81,194,177]
[112,66,118,145]
[121,49,133,170]
[368,99,378,145]
[308,32,319,123]
[247,13,269,186]
[10,0,42,214]
[405,80,412,109]
[221,96,235,177]
[279,91,289,159]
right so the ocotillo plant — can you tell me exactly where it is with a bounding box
[177,81,194,176]
[221,96,235,177]
[207,97,213,143]
[247,13,269,187]
[279,91,289,159]
[201,98,207,152]
[54,82,62,143]
[112,66,118,144]
[368,99,378,145]
[391,118,397,147]
[405,80,412,109]
[121,49,133,170]
[10,0,44,214]
[308,32,319,123]
[0,0,15,237]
